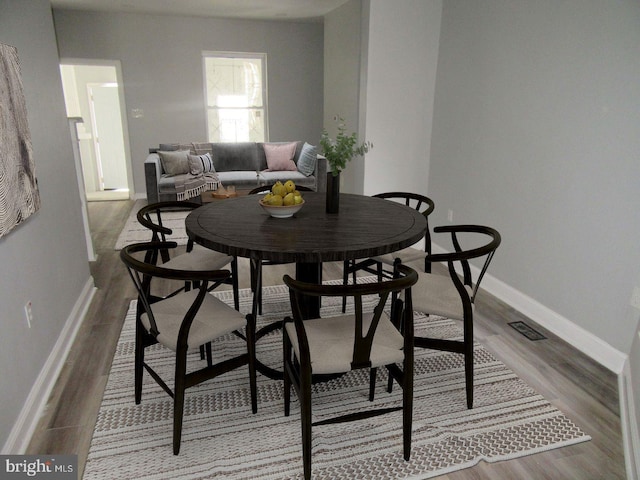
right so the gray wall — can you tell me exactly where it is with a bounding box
[0,0,91,449]
[428,0,640,355]
[323,0,366,194]
[362,0,442,196]
[53,9,324,197]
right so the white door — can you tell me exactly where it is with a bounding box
[88,83,128,190]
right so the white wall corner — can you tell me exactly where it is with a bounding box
[620,360,640,480]
[1,278,97,454]
[432,243,627,373]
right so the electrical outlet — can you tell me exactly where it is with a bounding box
[24,301,33,328]
[630,286,640,310]
[447,209,454,222]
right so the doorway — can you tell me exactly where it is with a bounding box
[87,83,128,192]
[59,61,132,201]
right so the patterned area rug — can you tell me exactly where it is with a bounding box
[114,200,189,250]
[83,283,590,479]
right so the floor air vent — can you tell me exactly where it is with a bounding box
[508,321,547,341]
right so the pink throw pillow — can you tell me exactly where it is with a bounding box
[263,142,298,171]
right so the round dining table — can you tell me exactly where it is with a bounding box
[186,191,427,379]
[186,192,427,318]
[186,191,427,318]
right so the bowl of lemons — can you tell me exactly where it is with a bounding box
[259,180,305,218]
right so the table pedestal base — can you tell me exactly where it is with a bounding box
[295,261,322,319]
[254,261,323,380]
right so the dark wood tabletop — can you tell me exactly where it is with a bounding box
[185,192,427,264]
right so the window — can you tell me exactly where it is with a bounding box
[203,52,268,142]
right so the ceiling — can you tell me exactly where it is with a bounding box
[49,0,351,22]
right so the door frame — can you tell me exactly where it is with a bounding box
[60,58,134,196]
[60,58,134,261]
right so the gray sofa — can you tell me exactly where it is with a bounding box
[145,141,327,204]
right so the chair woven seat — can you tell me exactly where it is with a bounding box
[162,244,233,272]
[284,312,404,375]
[372,246,428,266]
[141,289,246,351]
[410,271,474,320]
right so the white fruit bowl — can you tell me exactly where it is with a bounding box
[259,199,305,218]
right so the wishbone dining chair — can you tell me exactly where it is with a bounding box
[283,263,418,480]
[393,225,501,409]
[137,200,240,310]
[120,241,257,454]
[342,192,434,312]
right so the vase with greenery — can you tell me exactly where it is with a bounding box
[319,116,372,213]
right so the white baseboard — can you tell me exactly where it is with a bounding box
[432,243,627,374]
[620,360,640,480]
[1,277,97,454]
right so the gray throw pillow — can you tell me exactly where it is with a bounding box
[297,142,317,177]
[188,152,215,175]
[158,150,190,176]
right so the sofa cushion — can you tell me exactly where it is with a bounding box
[218,170,313,190]
[211,142,259,171]
[258,170,310,185]
[158,144,182,152]
[297,142,317,177]
[217,171,264,187]
[263,142,298,171]
[191,142,214,156]
[158,150,190,175]
[188,152,216,175]
[158,142,212,155]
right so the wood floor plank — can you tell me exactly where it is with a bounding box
[25,199,627,479]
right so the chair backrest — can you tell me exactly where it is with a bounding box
[427,225,501,302]
[374,192,435,256]
[137,201,201,261]
[283,264,418,370]
[137,200,200,241]
[120,241,231,342]
[248,184,313,195]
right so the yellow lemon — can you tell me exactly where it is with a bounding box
[284,180,296,193]
[293,194,303,205]
[262,193,273,203]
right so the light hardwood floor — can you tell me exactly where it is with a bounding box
[27,199,627,479]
